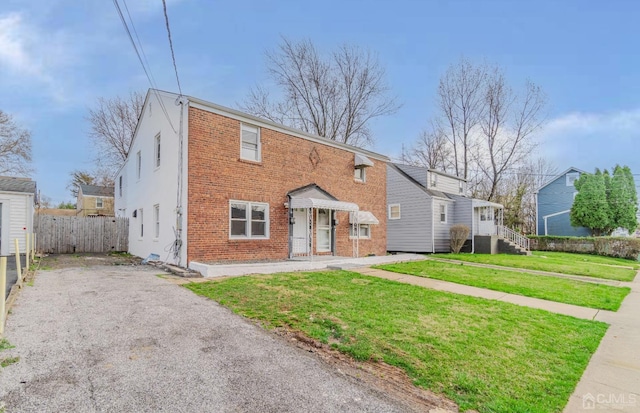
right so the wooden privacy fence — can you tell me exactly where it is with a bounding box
[35,215,129,254]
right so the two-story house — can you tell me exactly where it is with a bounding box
[115,89,387,269]
[535,167,590,236]
[387,163,527,254]
[76,184,115,217]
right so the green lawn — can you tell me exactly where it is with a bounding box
[431,251,638,281]
[186,271,608,413]
[376,260,630,311]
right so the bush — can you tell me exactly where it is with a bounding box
[529,235,640,261]
[450,224,471,254]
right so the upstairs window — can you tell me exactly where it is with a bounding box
[389,204,401,220]
[139,208,144,238]
[136,151,142,180]
[154,133,161,168]
[354,167,366,182]
[459,180,464,194]
[96,198,103,209]
[566,172,580,187]
[241,124,261,162]
[118,176,123,197]
[431,172,438,187]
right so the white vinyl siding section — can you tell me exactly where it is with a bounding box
[240,124,261,162]
[429,172,465,194]
[0,192,34,255]
[433,199,454,252]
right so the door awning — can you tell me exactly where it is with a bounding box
[290,197,359,212]
[349,210,379,225]
[354,153,374,167]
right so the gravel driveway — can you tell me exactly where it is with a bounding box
[0,264,411,412]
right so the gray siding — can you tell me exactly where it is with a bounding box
[429,172,463,195]
[433,199,454,252]
[537,169,590,236]
[450,195,473,238]
[387,165,433,252]
[395,164,427,186]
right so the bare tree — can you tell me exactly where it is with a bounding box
[0,110,33,176]
[437,58,486,179]
[241,38,399,148]
[87,91,145,175]
[478,71,547,201]
[402,126,452,171]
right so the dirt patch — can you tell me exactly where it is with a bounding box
[273,327,461,413]
[37,253,140,270]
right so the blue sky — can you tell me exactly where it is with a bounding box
[1,0,639,204]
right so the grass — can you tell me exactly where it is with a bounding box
[186,271,608,413]
[376,260,631,311]
[0,339,18,369]
[432,251,638,281]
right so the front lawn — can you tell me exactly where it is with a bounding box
[186,271,608,413]
[377,260,630,311]
[432,251,638,281]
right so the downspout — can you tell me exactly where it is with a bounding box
[431,198,435,253]
[471,201,475,253]
[535,192,539,235]
[174,95,187,266]
[287,195,293,259]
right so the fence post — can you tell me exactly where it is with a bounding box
[25,233,30,271]
[14,239,22,287]
[0,256,6,336]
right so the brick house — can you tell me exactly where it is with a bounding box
[115,89,388,268]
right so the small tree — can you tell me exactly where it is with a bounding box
[0,109,33,176]
[450,224,471,253]
[571,170,611,236]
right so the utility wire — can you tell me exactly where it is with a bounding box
[162,0,182,96]
[112,0,177,133]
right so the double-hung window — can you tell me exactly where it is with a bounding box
[96,198,103,209]
[118,176,123,197]
[136,151,142,180]
[139,208,144,238]
[430,172,438,187]
[154,133,161,168]
[354,167,366,182]
[240,124,261,162]
[230,201,269,239]
[153,204,160,238]
[389,204,401,220]
[350,224,370,239]
[439,204,447,223]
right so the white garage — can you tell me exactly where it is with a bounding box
[0,177,36,256]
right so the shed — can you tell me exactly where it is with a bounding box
[0,177,36,255]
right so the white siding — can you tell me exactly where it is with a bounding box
[433,199,454,252]
[114,91,189,266]
[428,171,465,195]
[0,192,34,255]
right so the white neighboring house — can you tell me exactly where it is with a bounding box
[114,90,188,265]
[0,177,36,255]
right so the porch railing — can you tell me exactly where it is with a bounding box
[496,225,530,252]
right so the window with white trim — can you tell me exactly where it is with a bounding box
[139,208,144,238]
[354,167,366,182]
[136,151,142,180]
[230,201,269,239]
[566,172,580,187]
[459,180,464,194]
[154,133,161,168]
[118,176,123,197]
[431,172,438,187]
[349,224,370,239]
[96,198,103,209]
[240,124,261,162]
[389,204,401,220]
[153,204,160,238]
[439,204,447,223]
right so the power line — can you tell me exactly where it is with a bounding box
[112,0,177,133]
[162,0,182,96]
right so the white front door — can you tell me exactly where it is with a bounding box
[316,209,331,253]
[292,209,309,254]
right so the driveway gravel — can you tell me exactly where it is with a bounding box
[0,264,411,412]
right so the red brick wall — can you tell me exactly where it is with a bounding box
[187,107,387,263]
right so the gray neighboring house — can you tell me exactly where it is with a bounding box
[0,176,36,256]
[387,164,526,254]
[535,167,590,236]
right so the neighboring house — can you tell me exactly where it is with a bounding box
[115,89,387,268]
[386,164,525,254]
[0,176,36,255]
[535,167,590,236]
[76,184,115,217]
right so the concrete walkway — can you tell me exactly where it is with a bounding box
[353,267,609,320]
[0,265,422,413]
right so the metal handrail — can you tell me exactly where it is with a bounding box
[496,225,530,251]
